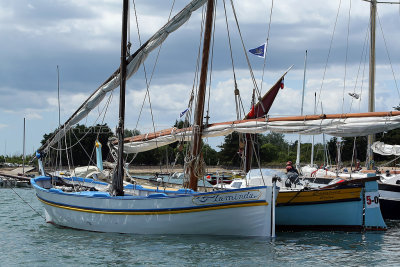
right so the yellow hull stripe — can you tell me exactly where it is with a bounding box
[38,197,268,215]
[278,187,362,205]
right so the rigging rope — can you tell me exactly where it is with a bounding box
[133,0,176,132]
[222,0,238,98]
[132,0,158,151]
[342,0,352,114]
[260,0,274,94]
[9,187,45,220]
[349,27,369,113]
[377,10,400,99]
[317,0,342,113]
[48,93,113,151]
[228,0,261,99]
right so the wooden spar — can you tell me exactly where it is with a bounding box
[112,0,129,196]
[189,0,214,191]
[210,111,400,125]
[367,0,377,169]
[120,127,193,143]
[116,110,400,144]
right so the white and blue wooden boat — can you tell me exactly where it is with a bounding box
[31,176,276,236]
[30,0,280,238]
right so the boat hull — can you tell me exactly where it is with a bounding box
[378,181,400,220]
[276,181,387,231]
[32,176,275,237]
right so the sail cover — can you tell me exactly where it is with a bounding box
[40,0,208,153]
[245,67,292,119]
[121,112,400,154]
[371,141,400,156]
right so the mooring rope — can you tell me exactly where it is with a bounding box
[8,186,45,220]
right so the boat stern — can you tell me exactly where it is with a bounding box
[364,180,387,230]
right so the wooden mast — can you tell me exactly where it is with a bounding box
[189,0,214,191]
[367,0,376,169]
[112,0,129,196]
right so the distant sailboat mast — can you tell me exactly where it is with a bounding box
[365,0,400,169]
[367,0,376,169]
[57,65,62,170]
[296,50,307,170]
[22,118,26,176]
[311,92,316,167]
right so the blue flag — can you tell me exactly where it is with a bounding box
[248,43,266,58]
[180,108,189,118]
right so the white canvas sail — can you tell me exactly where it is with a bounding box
[41,0,208,153]
[371,141,400,156]
[121,112,400,154]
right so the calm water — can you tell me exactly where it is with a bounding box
[1,188,399,266]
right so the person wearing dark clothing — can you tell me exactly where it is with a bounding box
[286,161,299,174]
[285,162,300,187]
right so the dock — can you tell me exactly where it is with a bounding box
[0,167,35,187]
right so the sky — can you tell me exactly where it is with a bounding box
[1,0,400,156]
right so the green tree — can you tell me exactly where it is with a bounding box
[218,132,243,166]
[260,143,279,163]
[174,119,190,129]
[202,143,219,165]
[262,132,286,150]
[40,124,113,166]
[124,129,140,137]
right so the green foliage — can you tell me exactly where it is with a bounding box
[0,154,32,165]
[340,136,367,162]
[124,129,140,137]
[174,119,190,129]
[218,132,243,166]
[40,122,400,169]
[325,128,400,166]
[259,143,279,163]
[41,124,113,166]
[202,143,219,165]
[218,132,298,167]
[261,133,287,149]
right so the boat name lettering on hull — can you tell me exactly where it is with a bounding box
[192,190,262,205]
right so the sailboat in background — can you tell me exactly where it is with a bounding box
[31,0,278,237]
[300,0,400,220]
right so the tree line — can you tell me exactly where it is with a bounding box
[6,122,400,169]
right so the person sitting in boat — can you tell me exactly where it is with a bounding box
[285,164,300,187]
[286,161,299,174]
[355,159,362,171]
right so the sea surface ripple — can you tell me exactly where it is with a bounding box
[1,188,399,266]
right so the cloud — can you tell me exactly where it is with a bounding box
[1,0,400,155]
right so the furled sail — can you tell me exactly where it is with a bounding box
[121,111,400,154]
[39,0,208,153]
[371,141,400,156]
[245,66,292,119]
